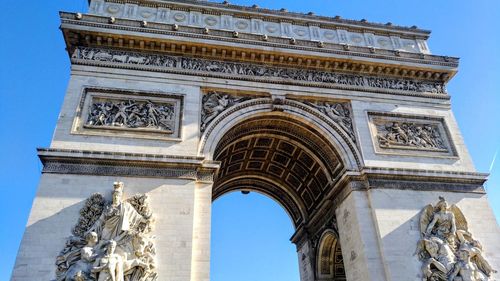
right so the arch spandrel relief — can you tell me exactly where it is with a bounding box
[55,182,157,281]
[416,197,496,281]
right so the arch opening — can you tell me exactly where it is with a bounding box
[212,113,347,228]
[317,231,347,281]
[211,192,300,281]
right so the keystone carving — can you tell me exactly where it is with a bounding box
[73,47,446,95]
[86,99,175,132]
[55,182,157,281]
[416,197,496,281]
[200,91,251,132]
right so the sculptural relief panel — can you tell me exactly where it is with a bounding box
[416,197,496,281]
[55,182,157,281]
[200,91,253,132]
[72,88,183,140]
[303,100,355,141]
[368,112,457,157]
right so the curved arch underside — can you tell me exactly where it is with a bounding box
[213,115,346,227]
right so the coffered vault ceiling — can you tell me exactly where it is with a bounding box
[212,115,344,227]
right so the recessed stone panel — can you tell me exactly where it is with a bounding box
[368,112,457,157]
[72,88,183,140]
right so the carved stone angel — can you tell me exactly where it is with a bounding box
[416,197,495,281]
[420,196,465,245]
[200,92,250,132]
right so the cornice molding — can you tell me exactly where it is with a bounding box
[60,12,458,83]
[93,0,431,39]
[37,148,220,182]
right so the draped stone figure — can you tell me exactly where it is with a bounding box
[416,197,496,281]
[54,182,157,281]
[89,183,147,244]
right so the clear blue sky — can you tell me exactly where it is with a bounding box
[0,1,499,280]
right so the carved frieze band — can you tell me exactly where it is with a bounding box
[72,87,183,140]
[368,112,456,157]
[42,161,216,182]
[72,47,447,96]
[88,0,429,54]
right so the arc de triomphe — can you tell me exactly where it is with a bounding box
[11,1,500,281]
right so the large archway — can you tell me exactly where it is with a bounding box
[211,192,300,281]
[209,110,351,281]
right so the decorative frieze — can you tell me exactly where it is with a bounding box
[416,197,496,281]
[72,88,183,140]
[72,47,447,96]
[38,148,219,182]
[200,91,252,132]
[87,0,429,54]
[368,112,456,157]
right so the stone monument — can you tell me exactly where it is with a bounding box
[10,1,500,281]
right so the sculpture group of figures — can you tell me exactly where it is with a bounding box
[200,92,251,132]
[55,183,157,281]
[86,99,175,132]
[416,197,496,281]
[376,121,446,150]
[74,47,446,94]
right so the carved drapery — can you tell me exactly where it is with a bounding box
[416,197,496,281]
[55,183,157,281]
[72,47,446,95]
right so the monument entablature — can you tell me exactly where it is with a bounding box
[10,1,500,281]
[87,0,431,41]
[60,10,457,99]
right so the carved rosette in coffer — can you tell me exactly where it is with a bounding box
[368,112,457,157]
[72,88,183,140]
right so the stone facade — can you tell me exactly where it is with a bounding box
[10,1,500,281]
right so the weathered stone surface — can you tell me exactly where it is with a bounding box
[10,1,500,281]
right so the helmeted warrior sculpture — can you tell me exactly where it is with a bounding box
[416,197,496,281]
[54,182,157,281]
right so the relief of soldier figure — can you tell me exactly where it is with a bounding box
[416,197,496,281]
[54,182,157,281]
[86,99,175,132]
[376,121,446,150]
[74,47,446,95]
